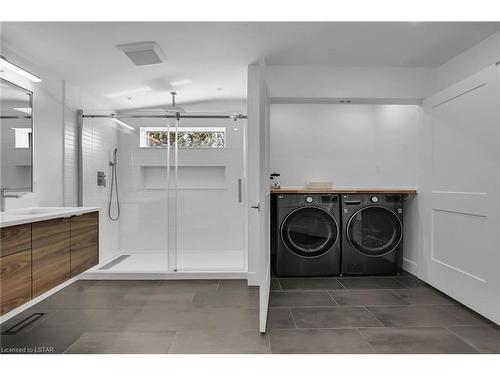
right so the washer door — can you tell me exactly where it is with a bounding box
[281,207,338,257]
[347,206,402,257]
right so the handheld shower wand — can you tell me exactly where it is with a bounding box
[108,148,120,220]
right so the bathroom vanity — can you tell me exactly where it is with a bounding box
[0,207,99,315]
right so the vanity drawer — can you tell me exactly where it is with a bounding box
[0,224,31,258]
[70,212,99,276]
[71,211,98,230]
[0,249,32,315]
[32,218,71,297]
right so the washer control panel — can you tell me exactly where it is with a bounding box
[305,196,313,203]
[370,196,379,203]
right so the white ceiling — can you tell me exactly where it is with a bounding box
[1,22,499,110]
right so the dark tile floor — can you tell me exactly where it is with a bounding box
[0,274,498,354]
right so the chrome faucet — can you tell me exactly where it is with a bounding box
[0,188,22,212]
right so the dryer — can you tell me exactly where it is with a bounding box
[276,194,341,277]
[341,194,403,275]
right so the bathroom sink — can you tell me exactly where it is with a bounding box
[7,207,65,216]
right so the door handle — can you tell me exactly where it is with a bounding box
[238,179,242,203]
[251,203,260,212]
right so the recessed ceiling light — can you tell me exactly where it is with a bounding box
[170,79,192,87]
[0,56,41,83]
[104,86,152,98]
[13,107,32,114]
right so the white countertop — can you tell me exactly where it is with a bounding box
[0,207,101,228]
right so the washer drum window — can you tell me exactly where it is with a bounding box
[281,207,339,258]
[347,206,402,257]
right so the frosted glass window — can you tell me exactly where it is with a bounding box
[140,127,225,148]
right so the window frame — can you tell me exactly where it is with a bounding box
[139,126,227,149]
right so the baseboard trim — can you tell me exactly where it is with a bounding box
[247,271,259,286]
[402,257,419,276]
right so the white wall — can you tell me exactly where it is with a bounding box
[270,103,422,188]
[267,66,436,100]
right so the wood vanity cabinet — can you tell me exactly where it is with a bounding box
[0,250,32,315]
[0,224,31,315]
[0,224,32,315]
[32,218,71,297]
[0,210,99,315]
[0,223,31,258]
[70,212,98,277]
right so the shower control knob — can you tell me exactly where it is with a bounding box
[305,196,313,203]
[371,196,379,203]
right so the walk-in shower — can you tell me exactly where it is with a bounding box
[77,99,248,276]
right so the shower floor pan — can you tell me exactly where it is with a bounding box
[82,252,247,280]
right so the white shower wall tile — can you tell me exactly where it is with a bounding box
[64,118,78,206]
[82,118,120,263]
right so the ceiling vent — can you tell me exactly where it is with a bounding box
[116,41,167,66]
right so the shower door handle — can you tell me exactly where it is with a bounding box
[238,179,242,203]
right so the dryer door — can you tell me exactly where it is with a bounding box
[281,207,338,257]
[347,206,402,257]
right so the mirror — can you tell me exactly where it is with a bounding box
[0,78,33,192]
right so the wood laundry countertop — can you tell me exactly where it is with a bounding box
[270,187,417,195]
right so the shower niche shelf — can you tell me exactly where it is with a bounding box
[139,165,226,190]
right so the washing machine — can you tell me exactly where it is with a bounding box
[276,194,341,277]
[341,194,404,275]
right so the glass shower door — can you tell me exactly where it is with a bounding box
[172,117,246,272]
[110,115,172,272]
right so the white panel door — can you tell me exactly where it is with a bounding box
[258,67,271,333]
[248,62,271,333]
[422,64,500,324]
